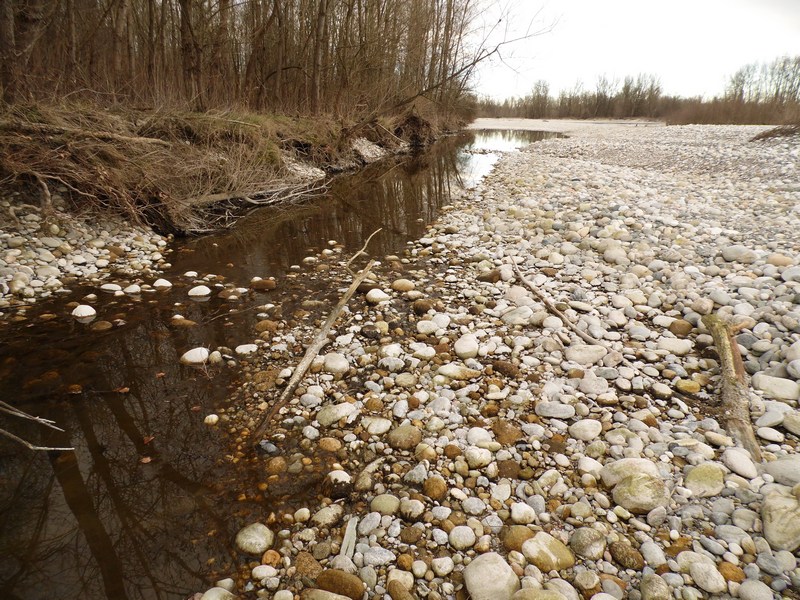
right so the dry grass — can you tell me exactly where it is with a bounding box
[0,102,359,232]
[751,123,800,141]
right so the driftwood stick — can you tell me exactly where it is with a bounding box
[252,260,377,442]
[0,427,74,452]
[702,314,763,461]
[512,260,600,346]
[0,121,172,147]
[0,401,66,431]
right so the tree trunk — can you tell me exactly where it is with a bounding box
[310,0,328,113]
[0,0,16,103]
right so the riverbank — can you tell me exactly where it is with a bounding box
[205,121,800,600]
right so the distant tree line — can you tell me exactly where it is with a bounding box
[477,56,800,124]
[0,0,481,116]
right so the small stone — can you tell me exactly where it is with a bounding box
[608,541,644,570]
[200,587,235,600]
[510,502,536,524]
[366,289,390,304]
[722,447,758,479]
[668,319,693,337]
[503,525,536,552]
[71,304,96,319]
[600,458,660,488]
[565,344,607,365]
[639,574,671,600]
[718,561,745,583]
[371,494,400,515]
[180,347,209,365]
[323,353,350,378]
[569,527,606,560]
[437,363,481,380]
[317,402,357,427]
[522,532,575,572]
[738,579,777,600]
[391,279,415,292]
[764,455,800,486]
[722,245,758,263]
[568,419,603,441]
[454,334,479,359]
[188,285,211,297]
[235,523,274,554]
[449,525,477,550]
[423,476,448,501]
[752,373,800,401]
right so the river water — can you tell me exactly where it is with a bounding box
[0,129,559,600]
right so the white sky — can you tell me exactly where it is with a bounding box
[471,0,800,100]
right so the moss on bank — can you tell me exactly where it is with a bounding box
[0,102,452,234]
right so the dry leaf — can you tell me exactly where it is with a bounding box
[143,435,155,445]
[139,456,152,464]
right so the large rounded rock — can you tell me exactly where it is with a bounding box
[569,527,606,560]
[639,574,671,600]
[752,373,800,401]
[463,552,520,600]
[764,455,800,486]
[235,523,274,554]
[316,569,364,600]
[762,488,800,552]
[600,458,660,488]
[521,532,575,572]
[387,425,422,450]
[612,473,670,514]
[685,463,725,497]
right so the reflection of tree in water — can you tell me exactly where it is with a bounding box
[0,313,245,600]
[173,132,477,280]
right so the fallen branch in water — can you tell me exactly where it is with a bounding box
[252,258,377,443]
[702,314,763,461]
[0,401,74,451]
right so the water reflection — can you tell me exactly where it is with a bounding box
[0,129,557,600]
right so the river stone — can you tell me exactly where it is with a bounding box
[565,344,607,365]
[764,455,800,486]
[454,334,479,359]
[511,591,566,600]
[688,560,726,593]
[180,347,209,365]
[612,473,670,514]
[449,525,476,550]
[361,416,392,435]
[463,552,520,600]
[323,353,349,378]
[535,401,575,419]
[568,419,603,441]
[235,344,258,355]
[312,504,344,527]
[501,306,534,326]
[639,574,671,600]
[465,446,493,468]
[722,447,758,479]
[569,527,606,560]
[521,532,575,572]
[503,526,536,552]
[391,278,415,292]
[302,591,351,600]
[783,411,800,435]
[387,425,422,450]
[71,304,96,318]
[200,588,235,600]
[363,547,395,566]
[317,403,357,427]
[722,245,758,263]
[600,458,660,488]
[188,285,211,296]
[366,289,390,304]
[608,541,645,570]
[510,502,536,524]
[371,494,400,515]
[153,278,172,288]
[316,570,364,600]
[685,463,725,497]
[762,488,800,551]
[657,337,693,356]
[235,523,274,554]
[437,363,481,380]
[752,373,800,401]
[739,579,777,600]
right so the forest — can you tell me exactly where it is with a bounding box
[0,0,484,117]
[477,56,800,125]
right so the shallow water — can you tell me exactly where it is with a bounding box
[0,129,559,600]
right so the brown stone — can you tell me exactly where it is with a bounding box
[412,299,436,315]
[444,444,463,459]
[477,269,501,283]
[251,279,277,291]
[497,460,521,479]
[668,319,694,337]
[400,527,424,544]
[316,569,364,600]
[397,553,414,570]
[609,541,645,570]
[387,579,415,600]
[492,360,520,378]
[503,525,536,552]
[718,561,746,583]
[387,425,422,450]
[318,437,342,452]
[295,551,323,579]
[423,476,448,501]
[255,319,279,333]
[481,402,500,417]
[261,549,281,566]
[492,420,523,445]
[266,456,287,475]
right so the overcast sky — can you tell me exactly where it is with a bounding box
[471,0,800,100]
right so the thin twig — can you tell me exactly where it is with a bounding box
[0,401,66,431]
[252,260,377,442]
[345,228,383,275]
[0,427,74,452]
